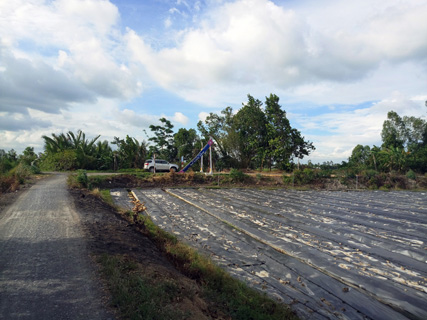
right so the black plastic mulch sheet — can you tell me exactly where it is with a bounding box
[112,188,427,320]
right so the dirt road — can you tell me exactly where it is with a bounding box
[0,174,113,320]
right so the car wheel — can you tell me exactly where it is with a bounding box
[149,167,154,172]
[170,167,176,172]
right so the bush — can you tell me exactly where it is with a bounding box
[283,169,322,186]
[87,175,106,189]
[30,165,41,174]
[40,150,78,171]
[229,169,247,182]
[293,168,317,185]
[0,157,15,174]
[0,175,19,193]
[0,162,39,193]
[282,174,293,185]
[317,168,332,179]
[76,170,88,188]
[406,169,416,180]
[366,173,386,189]
[68,170,89,188]
[11,163,33,184]
[362,169,378,179]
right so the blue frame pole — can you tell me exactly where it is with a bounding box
[179,138,213,173]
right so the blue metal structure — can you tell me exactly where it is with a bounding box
[179,138,213,173]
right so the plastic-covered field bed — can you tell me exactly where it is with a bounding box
[111,188,427,320]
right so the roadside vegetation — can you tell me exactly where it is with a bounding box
[66,167,427,192]
[97,254,194,320]
[0,147,42,194]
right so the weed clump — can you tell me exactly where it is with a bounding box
[67,170,88,189]
[283,168,318,186]
[406,170,416,180]
[229,168,247,182]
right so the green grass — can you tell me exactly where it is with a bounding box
[97,254,189,320]
[99,189,115,207]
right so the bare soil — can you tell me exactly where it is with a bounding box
[69,188,230,320]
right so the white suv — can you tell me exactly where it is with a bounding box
[144,159,179,172]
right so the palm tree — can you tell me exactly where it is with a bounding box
[42,130,104,170]
[42,133,72,154]
[112,136,147,169]
[68,130,100,168]
[94,140,113,170]
[380,146,408,172]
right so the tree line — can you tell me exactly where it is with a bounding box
[25,93,314,172]
[347,110,427,173]
[1,94,426,174]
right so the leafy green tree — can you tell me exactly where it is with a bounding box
[0,149,17,173]
[379,146,408,172]
[403,116,427,172]
[404,116,426,146]
[149,118,176,161]
[233,95,267,168]
[264,94,315,170]
[197,94,315,170]
[265,94,289,170]
[348,145,371,168]
[197,107,237,169]
[7,149,18,162]
[174,128,199,163]
[381,111,407,149]
[380,110,427,172]
[19,147,38,166]
[367,145,381,171]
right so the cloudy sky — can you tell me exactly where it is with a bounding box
[1,0,426,163]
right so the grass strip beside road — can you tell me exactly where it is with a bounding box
[98,254,190,320]
[98,189,298,320]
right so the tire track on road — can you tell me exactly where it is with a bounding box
[0,174,113,320]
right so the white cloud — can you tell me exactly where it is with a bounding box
[0,45,96,113]
[300,92,427,163]
[198,112,210,122]
[117,108,159,128]
[171,112,189,125]
[0,0,143,116]
[164,17,172,28]
[126,0,427,107]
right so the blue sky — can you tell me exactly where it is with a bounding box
[1,0,426,163]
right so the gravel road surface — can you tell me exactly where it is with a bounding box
[0,174,113,320]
